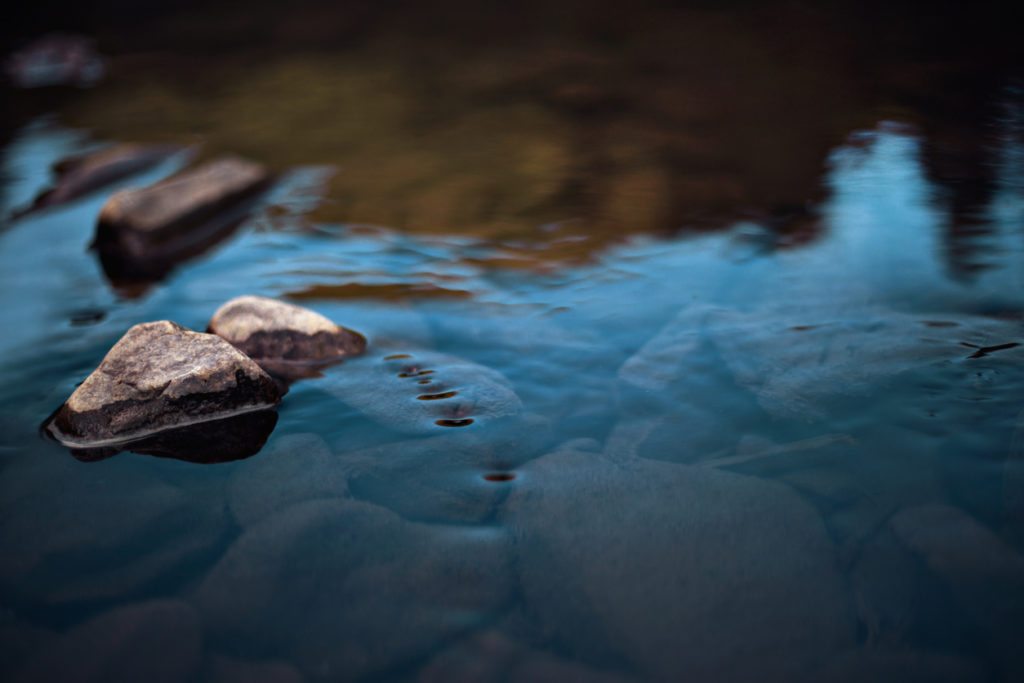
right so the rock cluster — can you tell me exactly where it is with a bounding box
[46,299,367,458]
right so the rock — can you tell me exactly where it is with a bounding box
[500,444,855,680]
[327,350,522,435]
[0,454,231,606]
[68,409,278,464]
[93,156,272,281]
[192,498,513,681]
[11,600,202,683]
[46,321,280,447]
[227,433,350,528]
[208,296,366,374]
[17,143,187,216]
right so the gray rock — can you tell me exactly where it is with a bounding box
[192,498,513,681]
[501,444,855,680]
[227,433,350,528]
[208,296,366,367]
[18,143,188,216]
[47,321,280,446]
[327,350,522,435]
[12,600,202,683]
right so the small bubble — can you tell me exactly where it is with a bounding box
[436,418,474,427]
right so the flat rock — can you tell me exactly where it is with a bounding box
[208,296,366,367]
[192,498,513,681]
[500,444,855,680]
[327,349,522,435]
[19,142,187,216]
[93,156,272,282]
[12,600,202,683]
[47,321,280,446]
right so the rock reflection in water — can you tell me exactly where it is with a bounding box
[57,409,278,464]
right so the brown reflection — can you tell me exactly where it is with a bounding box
[49,409,278,463]
[286,283,473,302]
[29,0,1020,271]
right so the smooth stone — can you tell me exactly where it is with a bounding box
[326,349,522,435]
[18,143,188,216]
[95,155,271,258]
[0,455,230,606]
[47,321,280,446]
[227,433,350,528]
[208,295,366,366]
[12,600,202,683]
[192,498,513,681]
[92,156,272,283]
[500,444,855,680]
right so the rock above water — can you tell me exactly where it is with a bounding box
[48,321,280,446]
[209,295,366,365]
[93,156,272,282]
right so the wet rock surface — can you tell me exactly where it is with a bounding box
[501,443,855,680]
[93,156,272,282]
[47,321,280,446]
[208,295,366,369]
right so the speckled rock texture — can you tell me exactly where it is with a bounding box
[208,296,366,363]
[48,321,280,445]
[94,156,271,261]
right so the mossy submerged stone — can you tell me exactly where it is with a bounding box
[49,321,280,446]
[208,295,366,363]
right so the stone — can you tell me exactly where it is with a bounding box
[46,321,280,447]
[93,156,272,281]
[208,295,366,369]
[192,498,513,681]
[500,444,855,680]
[326,349,522,435]
[11,600,202,683]
[18,143,187,216]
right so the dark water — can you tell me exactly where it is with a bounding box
[2,2,1024,682]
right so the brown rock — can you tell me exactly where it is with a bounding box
[47,321,280,446]
[93,156,272,281]
[208,295,366,367]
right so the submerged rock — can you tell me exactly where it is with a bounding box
[327,350,522,435]
[17,143,187,217]
[93,156,272,282]
[47,321,280,446]
[208,296,366,374]
[501,443,855,680]
[192,498,513,681]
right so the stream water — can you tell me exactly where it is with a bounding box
[1,3,1023,682]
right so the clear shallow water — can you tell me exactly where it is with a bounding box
[2,7,1024,680]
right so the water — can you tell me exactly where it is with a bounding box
[2,3,1023,682]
